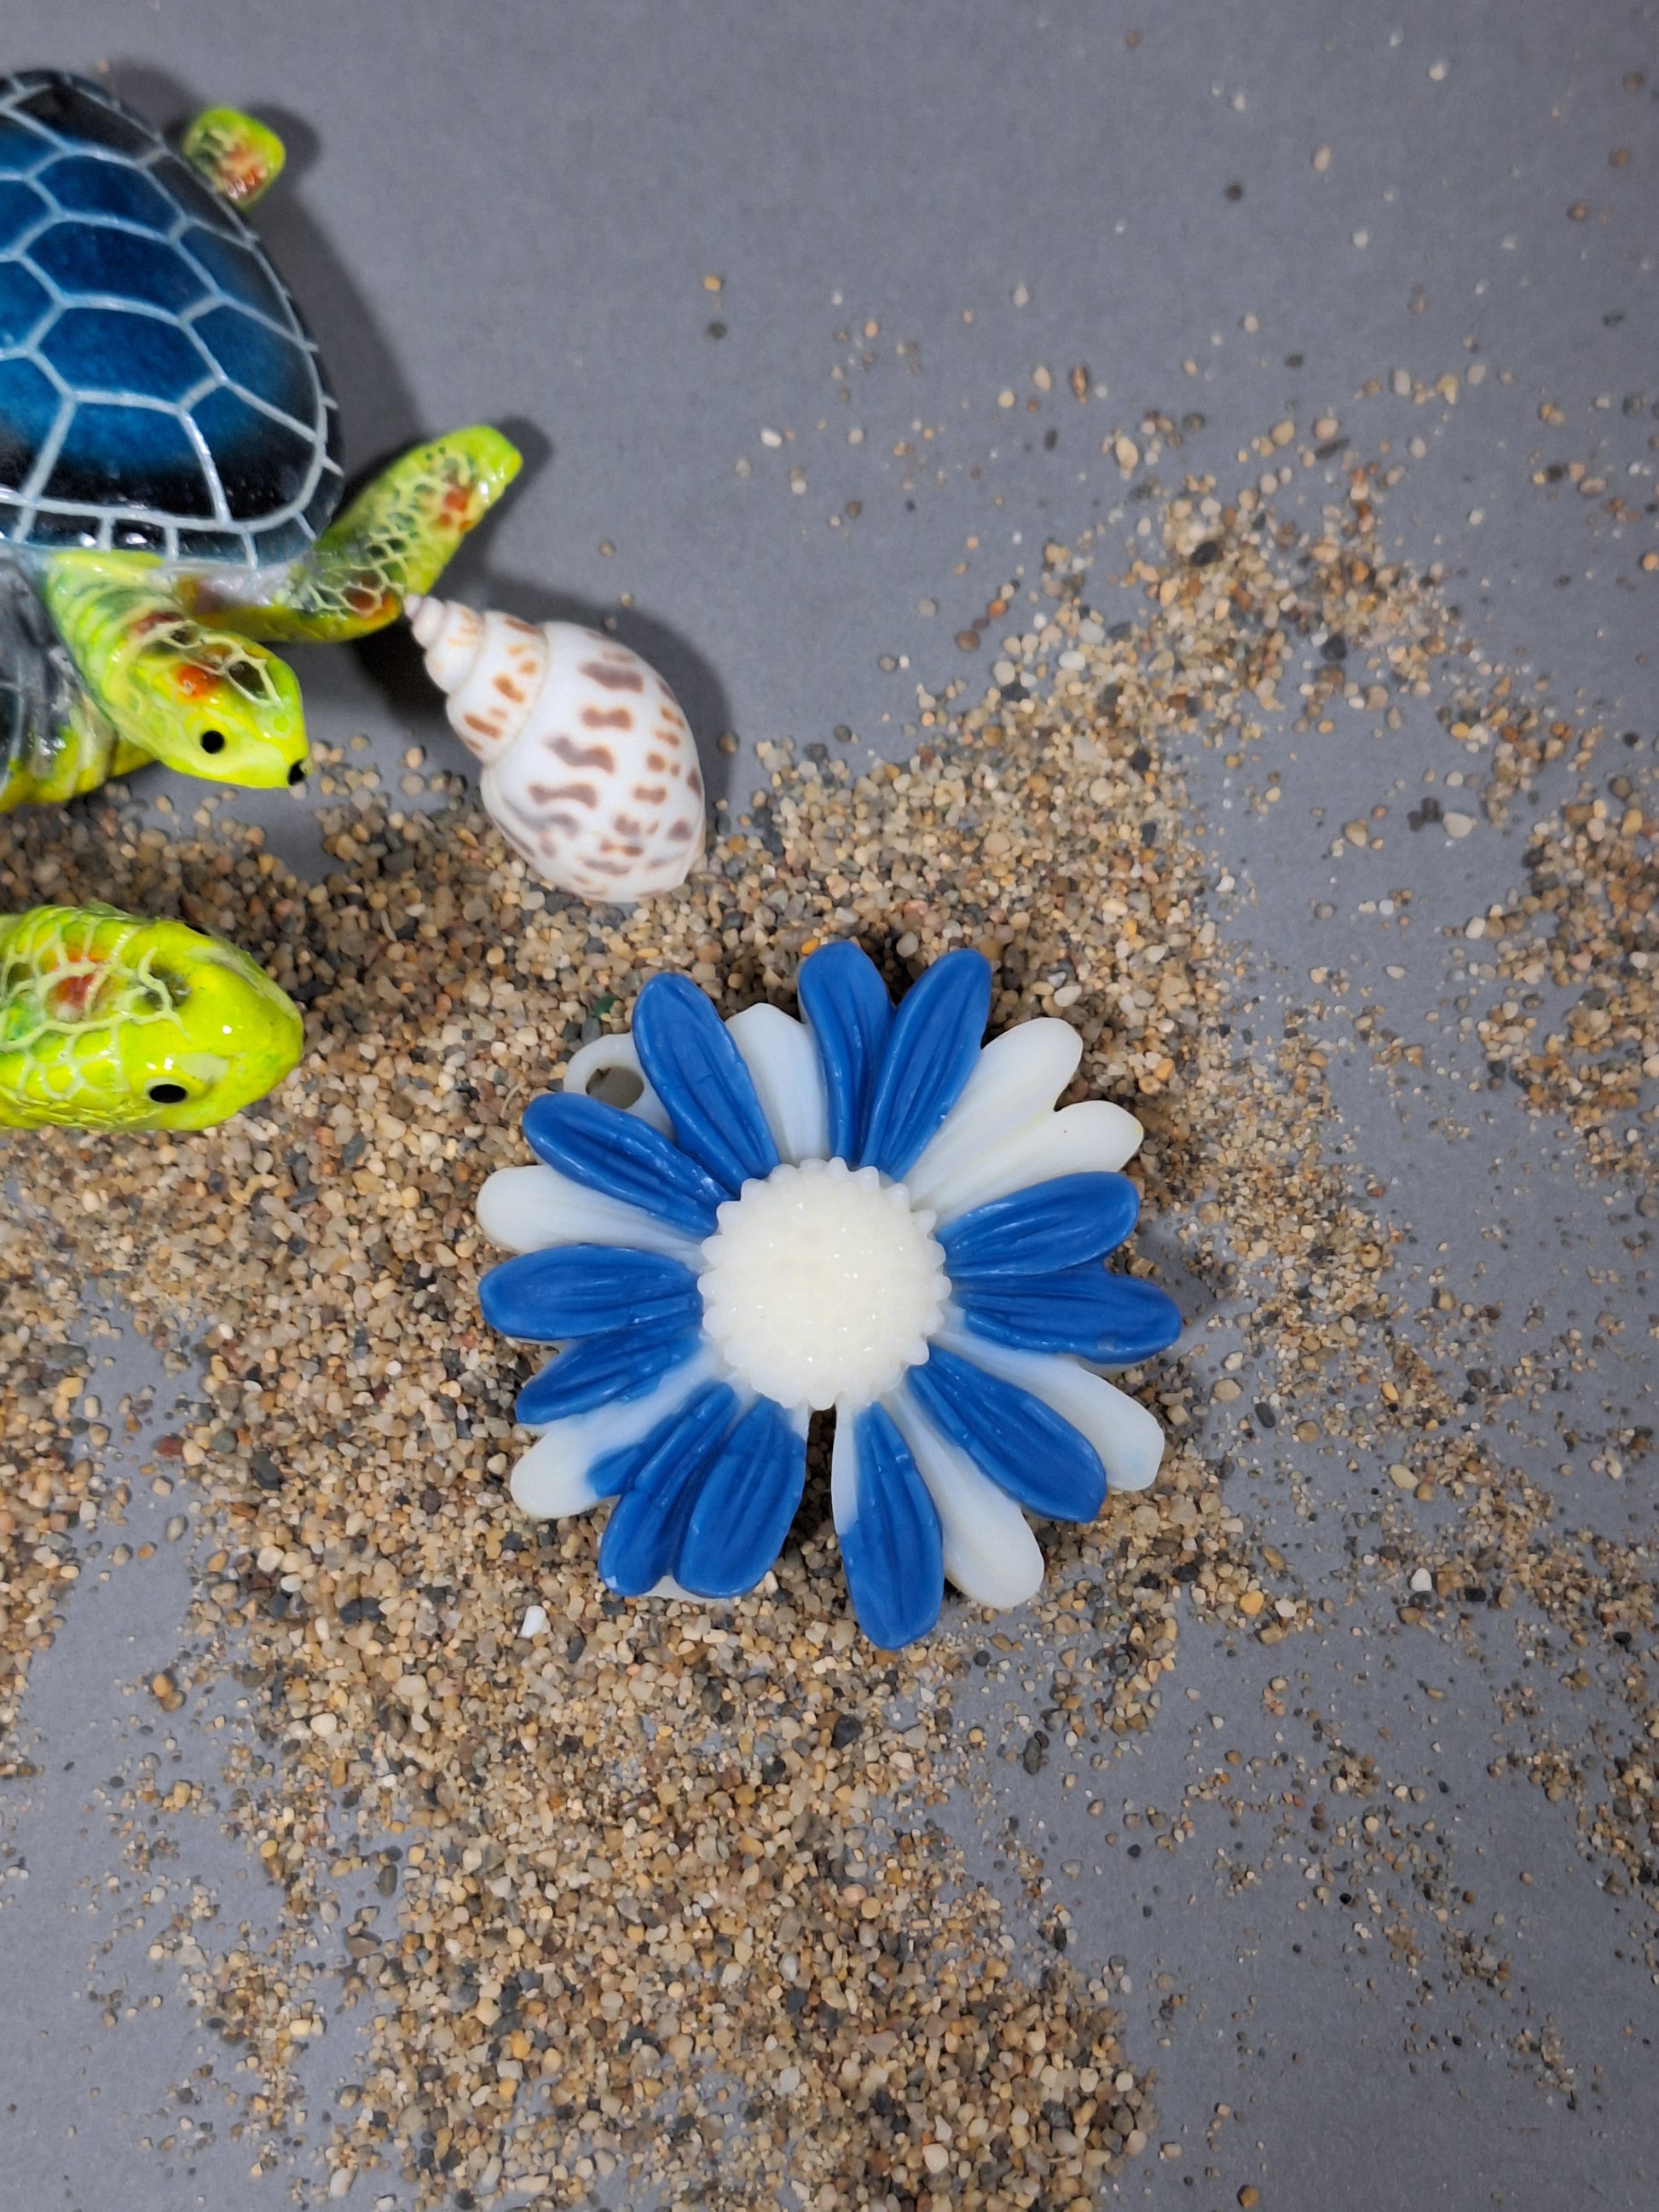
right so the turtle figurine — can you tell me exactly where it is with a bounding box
[0,69,521,810]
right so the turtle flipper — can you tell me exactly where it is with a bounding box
[180,106,286,207]
[0,563,125,810]
[195,428,523,644]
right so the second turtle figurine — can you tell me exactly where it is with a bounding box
[0,901,301,1129]
[0,70,520,808]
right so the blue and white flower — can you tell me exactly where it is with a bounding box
[476,941,1182,1649]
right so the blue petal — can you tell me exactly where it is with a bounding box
[522,1090,726,1239]
[516,1320,703,1424]
[478,1245,700,1343]
[859,949,992,1179]
[939,1172,1142,1281]
[954,1269,1183,1364]
[797,939,893,1162]
[632,973,780,1193]
[906,1344,1105,1522]
[836,1404,943,1649]
[676,1398,806,1598]
[596,1382,740,1593]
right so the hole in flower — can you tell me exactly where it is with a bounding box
[698,1158,949,1414]
[583,1060,645,1111]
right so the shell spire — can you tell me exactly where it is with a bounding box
[407,597,706,902]
[407,594,546,765]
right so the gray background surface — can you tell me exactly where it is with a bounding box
[1,3,1656,2209]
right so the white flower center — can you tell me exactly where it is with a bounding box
[697,1158,949,1414]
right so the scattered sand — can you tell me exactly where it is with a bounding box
[1,425,1652,2205]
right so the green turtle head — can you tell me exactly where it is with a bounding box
[38,552,311,789]
[0,906,303,1133]
[118,623,310,788]
[111,919,304,1129]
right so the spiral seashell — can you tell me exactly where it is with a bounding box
[407,595,706,900]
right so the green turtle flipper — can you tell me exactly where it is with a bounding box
[0,904,303,1132]
[180,107,286,208]
[0,563,125,811]
[194,427,523,644]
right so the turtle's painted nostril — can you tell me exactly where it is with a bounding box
[199,729,226,755]
[147,1081,188,1104]
[287,761,308,785]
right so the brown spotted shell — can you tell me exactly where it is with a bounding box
[407,596,706,900]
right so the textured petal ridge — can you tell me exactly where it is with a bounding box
[597,1383,742,1596]
[521,1090,727,1239]
[936,1325,1165,1493]
[938,1171,1140,1280]
[797,938,893,1161]
[507,1344,720,1521]
[832,1402,943,1649]
[516,1320,702,1424]
[632,971,779,1192]
[676,1398,808,1597]
[859,947,992,1179]
[905,1343,1107,1523]
[884,1383,1043,1608]
[478,1244,700,1344]
[953,1265,1183,1364]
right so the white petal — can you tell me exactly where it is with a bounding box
[476,1164,703,1264]
[645,1575,698,1600]
[916,1100,1144,1224]
[884,1383,1043,1608]
[562,1031,674,1136]
[935,1325,1165,1492]
[830,1406,860,1531]
[904,1019,1087,1217]
[725,1002,830,1164]
[509,1344,720,1519]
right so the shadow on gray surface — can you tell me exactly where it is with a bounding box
[100,62,737,823]
[107,59,426,468]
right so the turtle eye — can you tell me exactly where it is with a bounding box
[199,729,227,755]
[287,761,307,785]
[147,1081,189,1105]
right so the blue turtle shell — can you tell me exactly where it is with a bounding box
[0,71,341,566]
